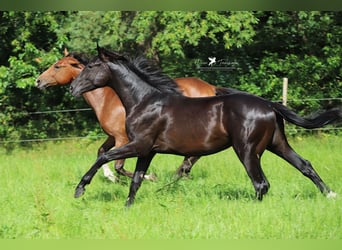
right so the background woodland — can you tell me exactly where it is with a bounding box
[0,11,341,148]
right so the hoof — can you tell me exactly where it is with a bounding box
[144,173,157,181]
[74,186,85,198]
[327,191,337,199]
[125,197,134,208]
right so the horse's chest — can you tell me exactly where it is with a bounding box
[126,103,165,134]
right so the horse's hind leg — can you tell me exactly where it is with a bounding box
[268,129,335,197]
[233,147,270,200]
[176,156,201,177]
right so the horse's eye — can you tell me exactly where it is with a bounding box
[54,65,61,69]
[88,63,99,69]
[88,63,97,68]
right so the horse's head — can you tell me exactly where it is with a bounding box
[70,52,112,97]
[36,54,85,90]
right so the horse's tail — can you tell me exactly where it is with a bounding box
[270,102,342,129]
[215,86,246,96]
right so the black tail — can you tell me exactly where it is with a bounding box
[270,102,342,129]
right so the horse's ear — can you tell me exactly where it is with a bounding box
[64,48,69,56]
[96,42,100,54]
[96,43,126,61]
[96,42,109,61]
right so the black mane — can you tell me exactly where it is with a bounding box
[66,52,91,66]
[105,50,182,95]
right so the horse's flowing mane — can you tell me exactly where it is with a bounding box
[66,52,91,66]
[103,49,182,95]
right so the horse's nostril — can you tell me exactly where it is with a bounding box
[35,79,41,87]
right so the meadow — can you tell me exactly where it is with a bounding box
[0,135,341,239]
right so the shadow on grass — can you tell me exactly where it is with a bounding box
[154,177,256,201]
[87,190,125,202]
[213,184,255,201]
[215,185,321,201]
[291,190,319,200]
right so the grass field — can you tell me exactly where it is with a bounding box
[0,135,341,239]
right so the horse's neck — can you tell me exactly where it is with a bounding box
[82,87,117,121]
[74,68,83,78]
[68,67,83,82]
[109,72,156,113]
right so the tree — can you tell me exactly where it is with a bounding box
[0,11,341,147]
[238,11,342,113]
[0,11,96,150]
[60,11,258,76]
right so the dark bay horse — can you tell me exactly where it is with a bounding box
[70,47,340,207]
[36,50,237,182]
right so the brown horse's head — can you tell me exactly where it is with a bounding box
[36,50,86,90]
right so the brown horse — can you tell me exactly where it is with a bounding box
[36,50,237,181]
[70,46,340,207]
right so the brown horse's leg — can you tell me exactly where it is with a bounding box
[114,161,157,181]
[176,156,201,177]
[113,137,157,181]
[100,136,135,180]
[98,136,118,182]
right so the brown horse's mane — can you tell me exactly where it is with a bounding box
[65,52,91,66]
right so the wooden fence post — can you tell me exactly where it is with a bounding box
[282,77,288,106]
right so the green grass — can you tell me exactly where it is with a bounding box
[0,135,341,239]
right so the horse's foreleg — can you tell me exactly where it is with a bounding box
[113,138,157,181]
[125,152,156,207]
[114,158,157,181]
[74,142,141,198]
[176,156,201,177]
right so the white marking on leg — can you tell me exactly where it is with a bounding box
[102,164,117,182]
[144,173,157,181]
[327,191,337,198]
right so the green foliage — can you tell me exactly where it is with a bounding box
[0,11,97,149]
[238,11,342,114]
[0,11,341,146]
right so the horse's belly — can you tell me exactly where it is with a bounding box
[154,127,230,156]
[153,100,230,155]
